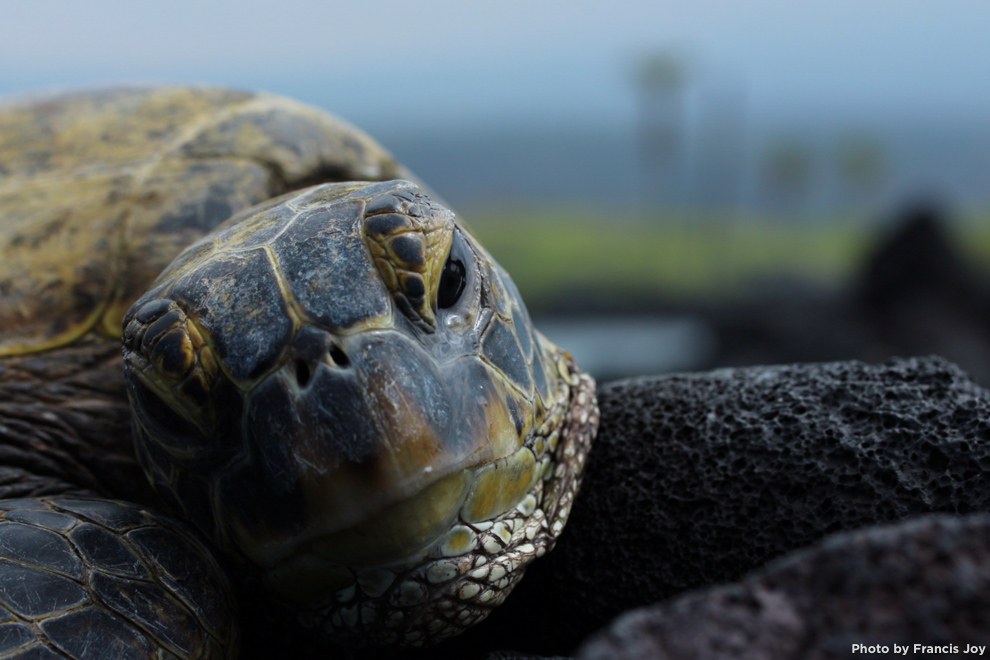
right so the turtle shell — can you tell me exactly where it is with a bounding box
[0,85,411,357]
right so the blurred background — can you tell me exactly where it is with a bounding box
[4,1,990,382]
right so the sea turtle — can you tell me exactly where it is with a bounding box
[0,86,598,658]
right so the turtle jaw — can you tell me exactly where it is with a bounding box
[257,439,544,607]
[255,356,598,649]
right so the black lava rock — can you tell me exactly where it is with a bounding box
[462,356,990,655]
[577,513,990,659]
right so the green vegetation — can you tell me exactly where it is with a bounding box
[958,216,990,266]
[465,206,990,306]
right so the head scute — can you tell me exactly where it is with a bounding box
[361,184,454,333]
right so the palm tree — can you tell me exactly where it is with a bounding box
[762,135,815,214]
[836,130,885,206]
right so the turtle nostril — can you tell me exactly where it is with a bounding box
[329,345,350,368]
[295,359,311,387]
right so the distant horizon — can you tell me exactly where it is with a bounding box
[382,121,990,216]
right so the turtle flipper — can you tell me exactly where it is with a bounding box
[0,498,238,659]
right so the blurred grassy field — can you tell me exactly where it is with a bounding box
[465,206,990,306]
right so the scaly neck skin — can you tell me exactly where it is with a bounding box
[0,334,155,503]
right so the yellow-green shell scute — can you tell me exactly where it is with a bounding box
[0,86,410,357]
[123,181,565,573]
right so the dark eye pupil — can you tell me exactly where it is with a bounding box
[437,256,466,308]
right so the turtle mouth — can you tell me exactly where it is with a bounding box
[259,441,544,607]
[258,358,598,648]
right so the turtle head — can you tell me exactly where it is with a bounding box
[122,180,597,647]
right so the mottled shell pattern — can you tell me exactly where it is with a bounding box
[122,180,598,647]
[0,86,408,357]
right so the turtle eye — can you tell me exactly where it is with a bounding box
[437,254,466,309]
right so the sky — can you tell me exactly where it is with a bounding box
[3,1,990,135]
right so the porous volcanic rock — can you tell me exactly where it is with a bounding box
[458,356,990,656]
[577,514,990,660]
